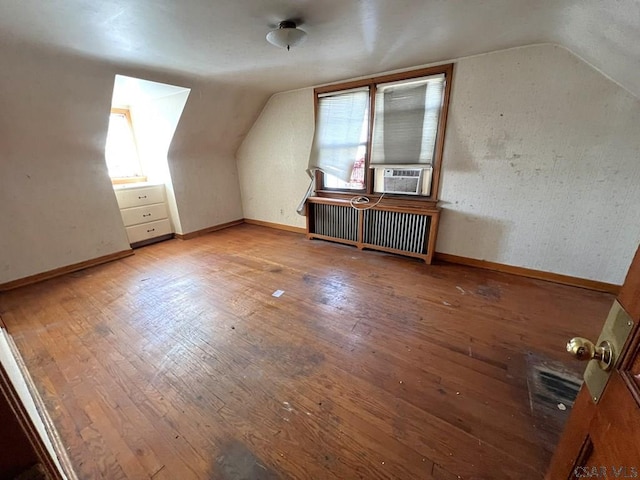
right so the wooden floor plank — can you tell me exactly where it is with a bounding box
[0,224,613,479]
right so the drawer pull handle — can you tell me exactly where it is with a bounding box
[147,228,155,233]
[138,195,147,199]
[143,213,152,217]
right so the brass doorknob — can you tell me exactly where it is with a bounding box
[566,337,614,371]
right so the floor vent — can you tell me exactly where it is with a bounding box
[535,368,582,407]
[526,352,583,453]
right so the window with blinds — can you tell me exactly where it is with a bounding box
[309,88,369,190]
[370,74,444,166]
[307,64,452,200]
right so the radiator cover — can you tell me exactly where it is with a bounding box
[308,201,438,262]
[311,203,358,242]
[363,209,429,254]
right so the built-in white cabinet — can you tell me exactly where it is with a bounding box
[119,202,169,228]
[114,183,173,246]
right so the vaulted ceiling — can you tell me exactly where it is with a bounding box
[1,0,638,96]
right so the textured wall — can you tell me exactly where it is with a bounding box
[438,45,640,284]
[167,81,268,234]
[236,44,640,284]
[0,43,267,284]
[0,46,130,284]
[237,89,315,228]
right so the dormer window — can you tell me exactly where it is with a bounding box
[105,108,146,183]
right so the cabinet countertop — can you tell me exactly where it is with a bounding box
[113,182,164,191]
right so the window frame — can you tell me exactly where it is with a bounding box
[313,63,454,204]
[106,107,147,185]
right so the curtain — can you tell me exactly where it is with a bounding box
[297,88,369,215]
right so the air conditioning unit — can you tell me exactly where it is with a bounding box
[373,166,432,195]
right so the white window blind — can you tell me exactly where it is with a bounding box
[370,74,444,165]
[307,88,369,182]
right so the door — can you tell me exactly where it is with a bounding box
[547,245,640,479]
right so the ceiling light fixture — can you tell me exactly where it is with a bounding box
[266,20,307,51]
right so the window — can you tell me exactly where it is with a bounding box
[105,108,145,182]
[309,64,453,201]
[313,88,370,190]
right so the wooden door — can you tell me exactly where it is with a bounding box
[547,246,640,479]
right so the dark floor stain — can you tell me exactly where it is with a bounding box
[93,322,112,337]
[320,452,339,469]
[214,440,279,480]
[302,274,313,284]
[476,284,501,301]
[284,348,325,377]
[250,342,325,378]
[268,267,283,273]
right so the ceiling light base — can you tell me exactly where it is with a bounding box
[266,20,307,51]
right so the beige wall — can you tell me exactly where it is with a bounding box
[0,46,129,284]
[236,44,640,284]
[438,45,640,284]
[0,43,267,284]
[237,88,315,228]
[168,84,267,234]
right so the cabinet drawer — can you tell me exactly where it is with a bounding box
[126,218,172,244]
[115,185,165,209]
[120,203,168,227]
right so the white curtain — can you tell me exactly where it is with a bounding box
[307,88,369,181]
[298,88,369,215]
[370,74,444,165]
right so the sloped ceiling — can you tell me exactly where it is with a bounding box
[1,0,638,97]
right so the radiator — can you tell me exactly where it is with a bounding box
[311,203,358,242]
[363,209,429,254]
[309,202,436,261]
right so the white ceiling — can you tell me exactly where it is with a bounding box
[1,0,639,97]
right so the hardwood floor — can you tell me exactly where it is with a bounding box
[0,225,613,479]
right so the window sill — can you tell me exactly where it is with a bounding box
[111,176,148,186]
[311,191,439,212]
[112,180,164,191]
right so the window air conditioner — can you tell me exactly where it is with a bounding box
[373,167,432,195]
